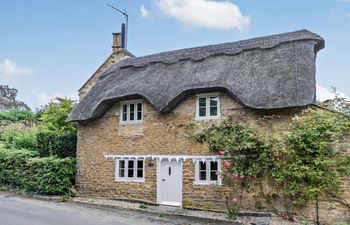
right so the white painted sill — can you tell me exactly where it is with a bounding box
[193,181,221,186]
[195,116,220,121]
[119,120,143,125]
[115,178,145,183]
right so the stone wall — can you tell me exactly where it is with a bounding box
[76,92,350,223]
[78,49,131,100]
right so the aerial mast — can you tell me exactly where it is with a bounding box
[107,4,128,49]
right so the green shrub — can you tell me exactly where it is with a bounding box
[0,148,75,195]
[1,123,37,150]
[23,157,75,195]
[37,131,76,158]
[0,149,37,187]
[8,131,38,150]
[0,109,36,124]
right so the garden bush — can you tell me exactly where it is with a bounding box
[0,148,75,195]
[37,131,76,158]
[0,109,36,124]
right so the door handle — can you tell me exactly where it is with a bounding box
[162,179,165,181]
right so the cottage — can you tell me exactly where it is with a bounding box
[68,29,324,208]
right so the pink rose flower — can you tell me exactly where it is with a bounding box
[218,151,225,155]
[234,163,238,167]
[231,174,238,180]
[232,198,238,202]
[224,162,231,168]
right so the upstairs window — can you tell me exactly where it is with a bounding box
[195,160,221,185]
[120,100,143,124]
[196,94,220,120]
[116,159,144,182]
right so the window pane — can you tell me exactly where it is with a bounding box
[210,171,218,181]
[128,160,134,169]
[137,160,143,169]
[199,98,206,107]
[210,97,218,116]
[119,169,125,178]
[198,98,207,117]
[122,105,127,121]
[199,108,206,117]
[199,171,206,181]
[137,103,142,120]
[210,97,218,106]
[199,161,206,170]
[210,161,218,171]
[137,103,142,111]
[119,160,125,178]
[128,169,134,178]
[130,104,135,121]
[119,160,125,169]
[210,107,217,116]
[137,169,143,178]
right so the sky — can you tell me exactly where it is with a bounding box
[0,0,349,110]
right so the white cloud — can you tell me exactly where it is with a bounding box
[37,92,78,107]
[316,84,349,102]
[140,4,150,18]
[154,0,250,31]
[0,59,33,82]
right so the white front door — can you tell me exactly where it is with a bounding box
[159,159,182,206]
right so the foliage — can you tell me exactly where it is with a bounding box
[321,87,350,116]
[37,131,76,158]
[197,109,350,220]
[6,130,38,150]
[270,109,350,211]
[0,85,30,110]
[37,97,77,133]
[35,97,77,158]
[0,148,75,195]
[197,119,272,219]
[0,109,36,125]
[1,123,38,150]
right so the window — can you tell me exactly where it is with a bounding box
[195,160,221,185]
[116,159,144,182]
[196,94,220,120]
[120,100,143,124]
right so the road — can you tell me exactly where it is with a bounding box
[0,192,225,225]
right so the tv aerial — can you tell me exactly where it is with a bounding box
[107,4,128,49]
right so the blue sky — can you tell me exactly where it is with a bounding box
[0,0,349,109]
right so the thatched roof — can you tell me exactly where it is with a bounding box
[68,29,325,122]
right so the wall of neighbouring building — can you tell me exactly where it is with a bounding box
[78,50,131,100]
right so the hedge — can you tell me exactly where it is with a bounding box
[0,149,75,195]
[37,131,76,158]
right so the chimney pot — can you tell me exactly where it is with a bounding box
[112,32,122,52]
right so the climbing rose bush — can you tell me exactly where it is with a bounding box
[197,119,272,219]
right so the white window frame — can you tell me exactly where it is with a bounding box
[119,100,144,124]
[195,93,220,120]
[194,159,221,185]
[115,158,145,182]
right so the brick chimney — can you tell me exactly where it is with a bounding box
[112,32,122,52]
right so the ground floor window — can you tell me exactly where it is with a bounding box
[115,159,144,182]
[195,160,221,185]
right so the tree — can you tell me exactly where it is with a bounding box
[322,87,350,116]
[0,85,30,111]
[37,97,77,133]
[36,97,77,158]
